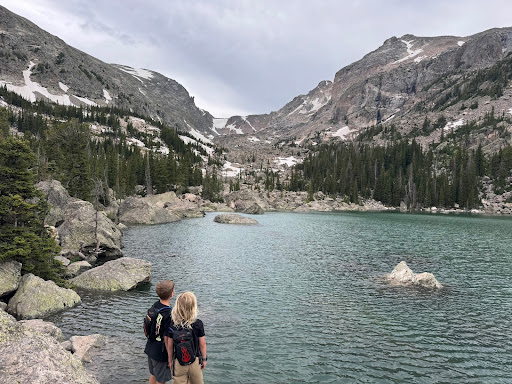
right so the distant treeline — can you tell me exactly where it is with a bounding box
[0,86,224,203]
[286,140,512,210]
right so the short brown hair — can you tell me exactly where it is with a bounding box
[155,280,174,300]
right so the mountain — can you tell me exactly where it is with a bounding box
[0,5,212,133]
[215,27,512,152]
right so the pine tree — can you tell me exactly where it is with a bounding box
[0,137,63,282]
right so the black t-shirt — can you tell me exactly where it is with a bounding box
[167,319,205,357]
[144,301,172,362]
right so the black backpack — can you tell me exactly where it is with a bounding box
[143,305,171,341]
[171,326,197,365]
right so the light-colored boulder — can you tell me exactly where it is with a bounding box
[0,260,22,298]
[118,191,205,224]
[19,319,64,341]
[69,334,106,363]
[58,200,123,258]
[415,272,443,289]
[386,261,442,289]
[213,213,258,225]
[7,274,81,319]
[70,257,152,291]
[0,302,7,311]
[0,310,99,384]
[37,180,123,259]
[118,193,181,225]
[54,255,71,266]
[67,261,92,277]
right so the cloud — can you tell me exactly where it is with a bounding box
[1,0,512,117]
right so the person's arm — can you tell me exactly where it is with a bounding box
[198,336,207,369]
[164,336,174,371]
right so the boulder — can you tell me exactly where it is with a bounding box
[118,191,205,224]
[386,261,442,289]
[19,319,64,341]
[58,200,123,258]
[70,257,152,291]
[37,179,71,225]
[54,255,71,266]
[66,261,92,278]
[37,180,123,259]
[118,193,181,225]
[69,334,106,363]
[243,203,264,215]
[0,260,22,298]
[7,274,81,319]
[0,302,7,311]
[213,214,258,225]
[0,311,98,384]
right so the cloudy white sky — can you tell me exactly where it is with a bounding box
[1,1,512,117]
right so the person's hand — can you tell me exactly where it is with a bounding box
[201,360,207,370]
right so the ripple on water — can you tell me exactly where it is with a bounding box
[47,212,512,384]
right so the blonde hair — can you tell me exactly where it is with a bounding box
[171,291,198,329]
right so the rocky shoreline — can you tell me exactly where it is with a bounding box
[1,179,509,382]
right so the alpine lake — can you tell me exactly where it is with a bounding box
[48,211,512,383]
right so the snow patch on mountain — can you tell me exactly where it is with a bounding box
[59,82,69,92]
[1,62,72,105]
[241,116,257,131]
[103,89,112,103]
[73,95,97,106]
[226,123,244,135]
[211,118,228,135]
[395,40,424,64]
[274,156,299,167]
[0,62,100,106]
[443,119,464,131]
[189,127,213,145]
[222,161,242,177]
[330,126,356,139]
[458,41,465,46]
[288,94,331,116]
[116,65,154,82]
[248,136,260,142]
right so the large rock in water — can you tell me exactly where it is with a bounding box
[0,311,99,384]
[0,260,22,298]
[7,274,81,319]
[387,261,442,289]
[213,213,258,225]
[37,180,123,258]
[70,257,151,291]
[118,192,204,225]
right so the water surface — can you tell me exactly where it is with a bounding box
[50,211,512,383]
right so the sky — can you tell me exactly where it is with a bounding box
[1,1,512,118]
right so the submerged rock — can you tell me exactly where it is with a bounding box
[0,260,22,298]
[0,311,99,384]
[387,261,442,289]
[7,274,81,319]
[213,213,258,225]
[69,334,106,363]
[70,257,151,291]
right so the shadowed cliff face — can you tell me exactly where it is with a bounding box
[0,5,213,133]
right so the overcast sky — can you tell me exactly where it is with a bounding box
[1,0,512,117]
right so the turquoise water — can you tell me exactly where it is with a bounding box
[49,212,512,383]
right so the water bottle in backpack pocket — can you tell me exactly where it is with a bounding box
[171,326,197,365]
[143,305,171,341]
